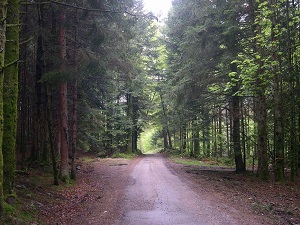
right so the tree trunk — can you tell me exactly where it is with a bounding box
[232,90,245,172]
[59,9,69,182]
[3,0,19,195]
[180,124,186,154]
[126,93,133,154]
[203,111,211,156]
[290,81,298,181]
[252,0,269,180]
[286,0,298,181]
[256,94,269,180]
[193,122,200,157]
[213,117,217,157]
[46,86,59,185]
[273,75,284,181]
[180,126,183,154]
[0,0,7,213]
[132,95,138,152]
[229,107,233,158]
[59,81,69,181]
[19,2,29,170]
[160,93,172,150]
[225,109,231,157]
[241,100,246,168]
[167,127,173,150]
[70,81,77,179]
[218,107,223,157]
[163,127,168,150]
[31,10,44,160]
[271,14,284,180]
[70,14,78,180]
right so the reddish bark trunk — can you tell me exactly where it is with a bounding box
[59,9,69,182]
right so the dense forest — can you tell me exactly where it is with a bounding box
[0,0,300,219]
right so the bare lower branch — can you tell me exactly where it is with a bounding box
[21,0,156,19]
[4,58,19,68]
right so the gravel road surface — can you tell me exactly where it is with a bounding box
[116,154,261,225]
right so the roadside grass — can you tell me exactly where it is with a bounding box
[0,201,37,225]
[0,167,60,225]
[81,156,97,163]
[111,152,136,159]
[171,156,235,169]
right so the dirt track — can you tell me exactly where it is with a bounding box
[115,154,268,225]
[34,154,299,225]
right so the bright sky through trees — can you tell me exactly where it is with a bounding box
[143,0,172,19]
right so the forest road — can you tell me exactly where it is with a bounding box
[115,154,261,225]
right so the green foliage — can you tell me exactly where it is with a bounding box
[0,201,36,224]
[171,156,233,168]
[139,127,161,154]
[3,201,15,215]
[111,152,136,159]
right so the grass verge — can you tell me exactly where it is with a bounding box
[171,156,234,168]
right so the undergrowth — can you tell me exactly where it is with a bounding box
[171,155,235,168]
[111,152,136,159]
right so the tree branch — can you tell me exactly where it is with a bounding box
[51,0,138,16]
[4,58,19,68]
[21,0,158,20]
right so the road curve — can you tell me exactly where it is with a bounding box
[116,154,260,225]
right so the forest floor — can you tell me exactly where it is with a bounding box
[12,153,300,225]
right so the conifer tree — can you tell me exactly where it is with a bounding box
[3,0,20,194]
[0,0,7,213]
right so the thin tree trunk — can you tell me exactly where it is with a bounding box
[241,100,246,168]
[31,6,44,161]
[59,9,69,182]
[226,109,230,157]
[271,11,284,180]
[163,128,168,150]
[183,125,187,151]
[126,93,133,154]
[213,117,217,157]
[206,115,211,156]
[19,2,28,170]
[274,75,284,181]
[256,94,269,180]
[3,0,20,194]
[202,131,206,155]
[252,0,269,180]
[218,107,223,157]
[286,0,299,181]
[232,89,245,172]
[70,80,77,180]
[193,121,200,157]
[160,93,172,150]
[46,86,59,185]
[167,128,173,150]
[180,126,183,154]
[132,96,138,152]
[70,13,78,179]
[0,0,7,213]
[229,106,233,158]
